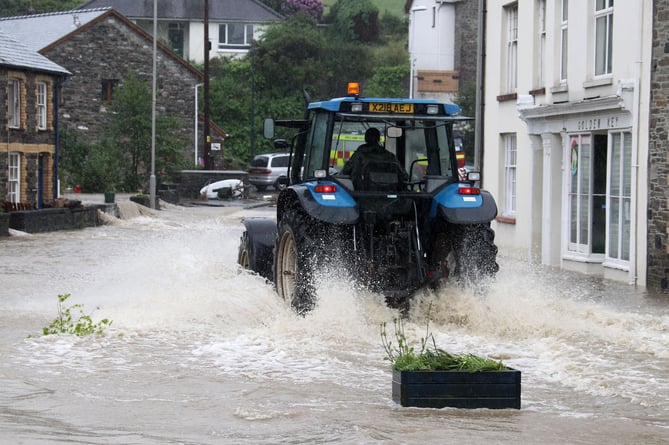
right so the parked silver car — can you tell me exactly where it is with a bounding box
[248,152,290,191]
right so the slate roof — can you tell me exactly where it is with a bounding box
[0,29,69,75]
[0,8,110,53]
[76,0,282,21]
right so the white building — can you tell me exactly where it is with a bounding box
[407,0,462,102]
[77,0,282,63]
[482,0,652,286]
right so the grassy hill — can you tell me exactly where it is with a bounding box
[322,0,406,18]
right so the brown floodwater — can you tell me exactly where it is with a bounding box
[0,201,667,444]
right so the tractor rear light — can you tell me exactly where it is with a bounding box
[314,184,337,193]
[458,186,480,195]
[351,103,363,112]
[426,104,439,115]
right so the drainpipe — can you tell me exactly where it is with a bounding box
[628,0,646,286]
[629,77,640,286]
[53,75,68,199]
[475,0,486,179]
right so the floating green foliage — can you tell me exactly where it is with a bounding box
[381,304,506,372]
[40,293,112,337]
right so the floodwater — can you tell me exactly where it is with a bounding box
[0,199,667,444]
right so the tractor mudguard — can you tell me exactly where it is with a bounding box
[431,184,498,224]
[280,182,359,225]
[240,217,277,280]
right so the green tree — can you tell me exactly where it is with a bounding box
[59,128,119,192]
[257,0,283,13]
[325,0,380,43]
[0,0,81,17]
[366,65,410,98]
[203,1,408,166]
[105,72,188,192]
[59,73,189,193]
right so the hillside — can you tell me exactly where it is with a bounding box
[322,0,406,18]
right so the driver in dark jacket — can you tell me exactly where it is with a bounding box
[341,128,408,183]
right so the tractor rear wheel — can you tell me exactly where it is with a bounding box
[432,223,499,286]
[275,207,317,314]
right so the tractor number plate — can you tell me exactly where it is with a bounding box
[369,102,414,114]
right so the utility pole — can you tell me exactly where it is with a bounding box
[150,0,157,208]
[203,0,211,169]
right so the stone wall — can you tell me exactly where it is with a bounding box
[454,0,479,90]
[7,206,104,233]
[648,0,669,290]
[43,12,203,161]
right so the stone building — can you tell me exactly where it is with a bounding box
[0,8,233,174]
[648,0,669,291]
[0,31,69,207]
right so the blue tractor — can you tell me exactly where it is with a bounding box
[238,84,498,314]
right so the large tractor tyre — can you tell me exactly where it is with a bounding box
[275,208,318,315]
[455,223,499,284]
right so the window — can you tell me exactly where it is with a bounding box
[101,79,118,103]
[607,132,632,263]
[568,134,592,254]
[168,23,185,57]
[218,23,254,49]
[36,81,47,130]
[8,152,20,203]
[536,0,546,87]
[568,134,608,257]
[595,0,613,76]
[8,79,20,128]
[505,4,518,93]
[303,112,329,179]
[503,134,517,216]
[560,0,568,82]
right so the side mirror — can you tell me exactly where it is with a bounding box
[263,118,275,139]
[386,126,403,138]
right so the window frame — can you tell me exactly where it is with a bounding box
[503,133,517,217]
[218,23,254,50]
[8,152,21,203]
[536,0,546,88]
[560,0,568,83]
[605,131,632,267]
[505,4,519,94]
[567,134,594,256]
[594,0,614,77]
[8,78,21,128]
[101,79,118,103]
[36,81,47,130]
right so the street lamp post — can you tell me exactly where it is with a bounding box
[194,83,203,165]
[150,0,157,209]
